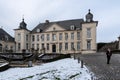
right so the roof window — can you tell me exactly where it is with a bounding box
[36,28,41,32]
[70,25,75,30]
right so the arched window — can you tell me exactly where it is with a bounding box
[0,44,2,52]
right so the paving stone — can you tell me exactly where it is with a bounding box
[76,52,120,80]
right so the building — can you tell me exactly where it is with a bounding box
[0,28,15,53]
[14,9,98,54]
[118,36,120,50]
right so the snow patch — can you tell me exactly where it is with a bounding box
[0,58,92,80]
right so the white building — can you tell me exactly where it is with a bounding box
[14,10,98,54]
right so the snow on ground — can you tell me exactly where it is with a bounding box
[0,58,92,80]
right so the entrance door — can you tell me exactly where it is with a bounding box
[52,44,56,53]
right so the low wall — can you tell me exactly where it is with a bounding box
[0,63,10,72]
[38,53,71,62]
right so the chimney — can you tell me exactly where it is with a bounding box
[45,20,49,24]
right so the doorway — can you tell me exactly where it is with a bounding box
[52,44,56,53]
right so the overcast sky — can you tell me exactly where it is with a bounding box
[0,0,120,43]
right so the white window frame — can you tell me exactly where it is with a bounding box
[77,32,80,40]
[65,43,68,50]
[65,33,68,40]
[59,33,62,40]
[87,40,91,50]
[47,34,50,41]
[37,35,39,41]
[71,32,74,40]
[41,34,44,41]
[18,33,21,41]
[77,42,80,50]
[87,28,91,38]
[52,34,56,41]
[71,42,74,50]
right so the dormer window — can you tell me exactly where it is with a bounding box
[70,25,75,30]
[87,19,91,22]
[36,28,40,32]
[5,35,8,41]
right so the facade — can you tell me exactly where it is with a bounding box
[0,28,15,53]
[14,10,98,54]
[118,36,120,50]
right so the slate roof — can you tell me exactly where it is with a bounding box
[0,28,14,42]
[32,19,84,33]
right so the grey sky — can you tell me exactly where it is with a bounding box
[0,0,120,42]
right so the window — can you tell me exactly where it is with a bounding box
[36,28,40,32]
[47,34,50,41]
[65,33,68,40]
[77,32,80,40]
[70,25,75,30]
[87,28,91,38]
[65,43,68,50]
[59,43,62,52]
[53,27,56,31]
[18,43,21,51]
[41,34,44,41]
[37,44,39,49]
[77,42,80,50]
[37,35,39,41]
[5,35,8,41]
[26,43,28,50]
[71,42,74,50]
[42,43,44,49]
[59,33,62,40]
[52,34,56,41]
[71,32,74,40]
[32,44,34,48]
[18,33,21,41]
[87,40,91,50]
[10,46,13,50]
[32,35,35,42]
[47,43,49,50]
[26,35,28,41]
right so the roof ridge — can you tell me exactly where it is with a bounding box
[40,18,84,24]
[32,18,84,33]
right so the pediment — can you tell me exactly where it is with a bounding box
[44,23,65,32]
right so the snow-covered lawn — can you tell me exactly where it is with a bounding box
[0,58,92,80]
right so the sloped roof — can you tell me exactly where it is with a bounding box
[0,28,14,42]
[32,19,84,33]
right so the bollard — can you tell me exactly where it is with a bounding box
[74,54,75,59]
[78,58,80,63]
[91,76,93,80]
[81,60,83,68]
[28,61,32,67]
